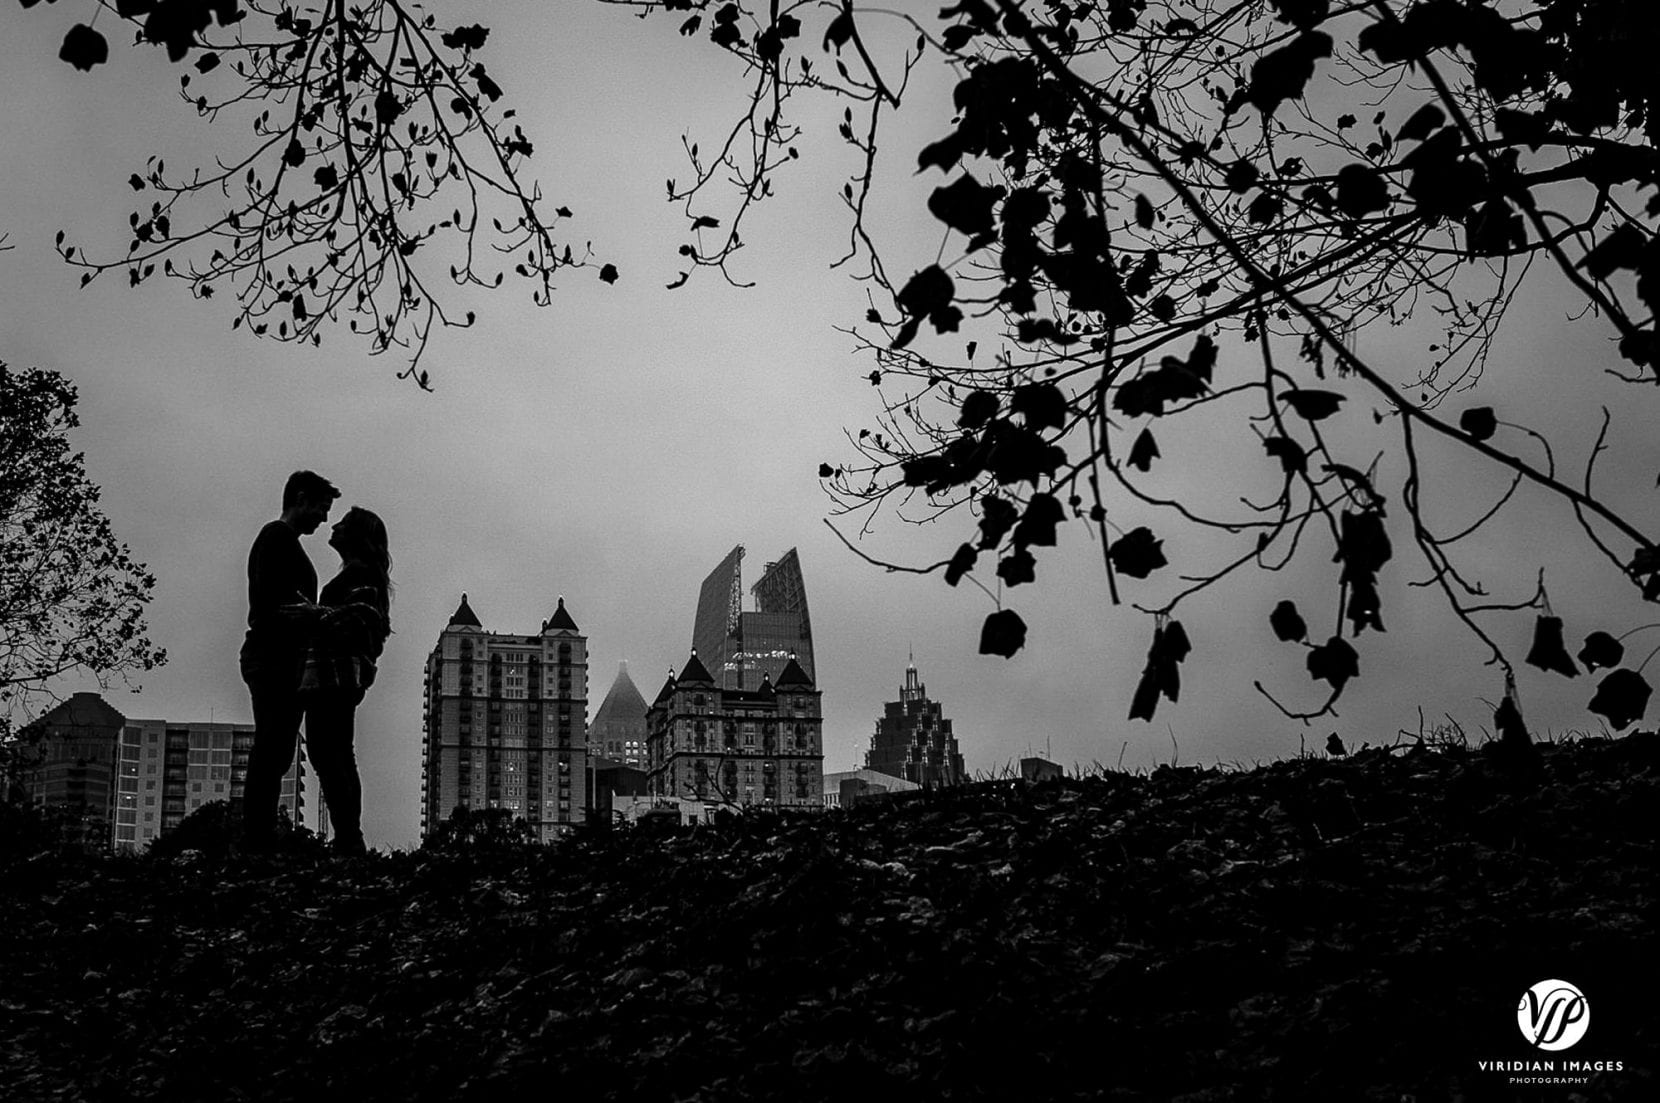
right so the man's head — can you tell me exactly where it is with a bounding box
[281,470,340,535]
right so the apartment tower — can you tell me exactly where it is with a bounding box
[421,593,589,841]
[17,691,304,851]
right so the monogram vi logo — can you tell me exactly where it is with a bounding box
[1517,979,1590,1051]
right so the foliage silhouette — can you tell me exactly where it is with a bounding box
[608,0,1660,734]
[422,804,539,854]
[26,0,610,386]
[0,364,165,718]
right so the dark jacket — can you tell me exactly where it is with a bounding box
[240,520,317,682]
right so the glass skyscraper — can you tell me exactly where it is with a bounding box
[691,546,815,690]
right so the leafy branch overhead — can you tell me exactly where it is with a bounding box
[619,0,1660,733]
[31,0,616,386]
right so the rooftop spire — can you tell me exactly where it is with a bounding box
[543,595,579,633]
[448,593,482,628]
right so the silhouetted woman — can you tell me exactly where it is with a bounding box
[296,505,391,856]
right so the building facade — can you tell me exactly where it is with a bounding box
[421,594,589,841]
[589,662,648,769]
[692,546,815,690]
[822,767,920,808]
[18,692,304,852]
[865,659,966,787]
[646,650,823,810]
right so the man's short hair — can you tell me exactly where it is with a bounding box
[283,470,341,509]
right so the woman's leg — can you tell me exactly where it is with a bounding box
[307,689,365,851]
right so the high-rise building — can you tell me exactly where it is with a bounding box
[692,546,815,690]
[646,649,823,810]
[421,593,589,841]
[590,662,648,769]
[865,658,965,787]
[17,691,304,851]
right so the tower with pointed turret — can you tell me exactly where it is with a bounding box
[421,593,590,840]
[645,648,823,810]
[865,656,965,787]
[590,662,648,769]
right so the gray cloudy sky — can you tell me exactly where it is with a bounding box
[4,3,1655,848]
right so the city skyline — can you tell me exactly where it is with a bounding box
[5,3,1652,852]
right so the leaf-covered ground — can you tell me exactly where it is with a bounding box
[3,735,1656,1101]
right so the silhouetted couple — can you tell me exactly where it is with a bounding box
[239,471,391,856]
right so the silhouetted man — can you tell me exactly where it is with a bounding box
[240,470,339,848]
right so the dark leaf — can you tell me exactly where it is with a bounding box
[472,65,502,102]
[1396,103,1446,142]
[1129,619,1192,721]
[1334,164,1389,217]
[979,608,1027,658]
[1459,406,1496,441]
[944,543,977,586]
[997,548,1036,587]
[1525,615,1579,678]
[1127,428,1159,472]
[977,495,1019,549]
[1270,599,1307,642]
[598,263,619,284]
[1247,31,1332,116]
[1336,509,1391,576]
[1012,493,1063,548]
[1578,631,1624,672]
[1134,193,1155,229]
[441,24,490,51]
[928,175,1002,242]
[917,133,964,174]
[894,265,960,344]
[1588,668,1651,730]
[958,390,999,429]
[1307,635,1360,692]
[59,24,109,71]
[1281,389,1345,421]
[1271,0,1330,29]
[1010,382,1067,431]
[1109,527,1167,579]
[1495,693,1530,747]
[1225,160,1260,193]
[313,164,339,190]
[1264,436,1307,474]
[375,90,403,126]
[1345,574,1386,635]
[823,10,854,50]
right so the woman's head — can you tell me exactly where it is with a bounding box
[328,506,391,583]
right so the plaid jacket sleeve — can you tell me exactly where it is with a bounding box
[298,585,390,693]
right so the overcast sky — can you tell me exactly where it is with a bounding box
[4,3,1656,848]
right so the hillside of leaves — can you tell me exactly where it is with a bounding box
[2,734,1656,1101]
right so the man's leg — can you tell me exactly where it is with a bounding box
[243,678,304,846]
[307,690,365,853]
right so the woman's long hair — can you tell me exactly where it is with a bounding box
[335,506,393,622]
